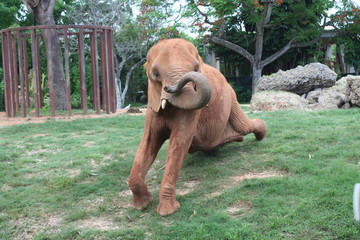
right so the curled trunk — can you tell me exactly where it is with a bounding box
[163,72,212,110]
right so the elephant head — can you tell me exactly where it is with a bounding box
[145,39,212,112]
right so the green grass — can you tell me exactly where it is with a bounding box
[0,109,359,239]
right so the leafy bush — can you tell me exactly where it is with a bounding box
[228,81,252,103]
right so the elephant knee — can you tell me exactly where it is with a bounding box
[128,174,143,194]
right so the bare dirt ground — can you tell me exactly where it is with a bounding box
[0,108,147,127]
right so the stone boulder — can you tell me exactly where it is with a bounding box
[250,91,308,111]
[305,78,347,110]
[255,63,337,95]
[345,75,360,107]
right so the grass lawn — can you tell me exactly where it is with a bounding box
[0,108,359,239]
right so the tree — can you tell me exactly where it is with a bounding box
[68,0,186,108]
[330,1,360,74]
[22,0,67,110]
[0,0,21,111]
[189,0,333,92]
[0,0,22,29]
[113,23,147,109]
[68,0,149,109]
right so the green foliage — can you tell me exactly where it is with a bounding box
[0,0,22,29]
[54,0,77,24]
[1,109,360,239]
[188,0,333,76]
[228,82,252,103]
[331,2,360,72]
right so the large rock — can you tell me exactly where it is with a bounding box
[345,75,360,107]
[306,78,347,110]
[255,63,337,95]
[250,91,307,111]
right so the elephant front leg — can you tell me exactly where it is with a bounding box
[129,127,166,210]
[157,132,194,216]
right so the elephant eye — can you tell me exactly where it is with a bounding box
[193,64,199,72]
[153,70,160,79]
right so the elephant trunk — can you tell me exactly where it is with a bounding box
[163,72,212,110]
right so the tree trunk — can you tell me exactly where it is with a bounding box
[114,53,127,109]
[115,77,124,109]
[120,59,145,108]
[23,0,67,110]
[252,64,263,93]
[338,44,346,74]
[208,1,323,95]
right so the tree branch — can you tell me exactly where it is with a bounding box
[211,36,254,63]
[262,1,273,26]
[260,17,328,68]
[259,38,296,68]
[122,58,146,101]
[194,2,253,62]
[260,34,322,68]
[22,0,39,11]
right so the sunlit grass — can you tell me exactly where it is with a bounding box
[0,108,359,239]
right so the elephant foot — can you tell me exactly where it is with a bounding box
[157,198,180,216]
[252,119,267,141]
[132,192,152,210]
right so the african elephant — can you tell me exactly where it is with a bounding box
[129,38,267,216]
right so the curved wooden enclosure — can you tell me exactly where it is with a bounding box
[1,25,116,118]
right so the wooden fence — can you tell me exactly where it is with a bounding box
[1,25,116,118]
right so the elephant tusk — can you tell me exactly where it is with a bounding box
[161,99,167,109]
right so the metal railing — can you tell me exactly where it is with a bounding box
[1,25,116,118]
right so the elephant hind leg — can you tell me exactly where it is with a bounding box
[229,90,267,140]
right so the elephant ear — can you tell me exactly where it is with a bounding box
[147,80,161,112]
[145,61,161,112]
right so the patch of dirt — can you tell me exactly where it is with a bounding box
[76,216,119,231]
[82,196,105,211]
[160,219,175,227]
[232,171,284,182]
[205,170,285,199]
[26,148,51,156]
[0,108,147,126]
[31,133,49,138]
[118,190,132,198]
[83,141,96,148]
[115,190,133,209]
[89,158,112,169]
[90,159,98,168]
[126,108,142,113]
[66,169,81,177]
[25,148,61,160]
[103,155,112,160]
[177,180,201,196]
[23,172,38,179]
[1,184,13,191]
[114,199,132,210]
[227,201,252,218]
[11,213,63,240]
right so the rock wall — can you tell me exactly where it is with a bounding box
[345,75,360,107]
[250,63,360,111]
[255,63,337,95]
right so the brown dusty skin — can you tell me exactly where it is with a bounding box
[129,38,267,216]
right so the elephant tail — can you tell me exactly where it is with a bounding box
[229,89,267,141]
